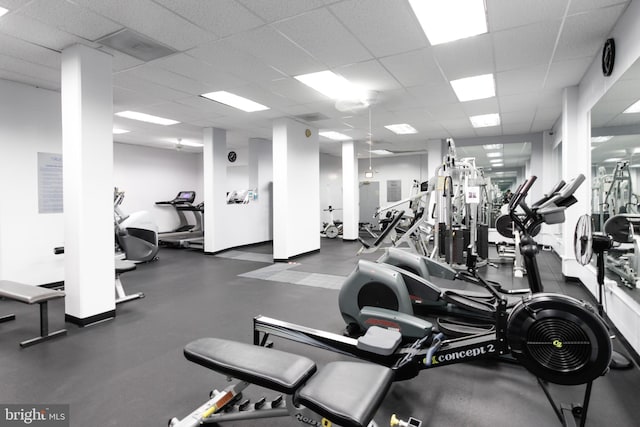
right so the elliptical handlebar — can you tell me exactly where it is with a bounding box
[509,176,537,212]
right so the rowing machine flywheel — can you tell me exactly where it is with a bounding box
[507,293,612,385]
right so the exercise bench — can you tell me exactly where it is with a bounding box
[169,337,408,427]
[0,280,67,348]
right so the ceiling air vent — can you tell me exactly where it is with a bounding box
[294,113,329,122]
[96,29,177,62]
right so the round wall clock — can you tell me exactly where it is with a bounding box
[602,38,615,77]
[228,151,237,163]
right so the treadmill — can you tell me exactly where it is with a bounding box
[155,191,203,247]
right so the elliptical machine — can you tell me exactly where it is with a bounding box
[114,188,159,263]
[339,175,587,337]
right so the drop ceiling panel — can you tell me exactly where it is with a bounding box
[153,0,263,37]
[379,48,442,88]
[569,0,629,14]
[124,65,213,96]
[499,93,542,113]
[237,0,325,23]
[227,26,323,76]
[501,122,533,135]
[530,118,557,132]
[554,5,626,61]
[487,0,568,32]
[0,33,61,69]
[336,60,402,92]
[460,98,500,117]
[98,46,144,72]
[0,12,91,51]
[187,40,286,83]
[0,69,59,91]
[114,86,165,109]
[329,0,427,57]
[263,78,328,105]
[425,103,468,121]
[140,101,207,123]
[544,57,592,91]
[0,54,59,84]
[496,65,546,96]
[501,109,537,125]
[177,96,247,116]
[113,72,193,101]
[73,0,216,50]
[493,20,562,72]
[406,83,459,109]
[151,53,246,89]
[432,34,495,81]
[227,83,298,108]
[275,8,372,69]
[20,0,122,42]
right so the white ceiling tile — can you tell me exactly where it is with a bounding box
[0,69,59,91]
[0,32,61,69]
[153,0,263,37]
[113,72,192,101]
[430,104,470,121]
[493,20,562,72]
[498,93,541,112]
[474,126,503,137]
[496,65,547,96]
[262,78,328,104]
[460,98,500,117]
[530,118,558,132]
[187,39,286,83]
[177,96,246,116]
[329,0,427,57]
[569,0,629,14]
[501,109,537,124]
[487,0,568,32]
[336,60,401,92]
[73,0,216,50]
[225,83,297,109]
[545,57,593,90]
[238,0,325,23]
[151,53,246,89]
[555,5,626,61]
[275,8,372,68]
[379,48,443,88]
[20,0,122,41]
[407,83,459,109]
[98,46,145,72]
[227,26,323,76]
[0,53,59,85]
[432,33,494,81]
[123,65,212,95]
[142,101,207,123]
[501,122,532,135]
[0,12,90,51]
[114,86,164,109]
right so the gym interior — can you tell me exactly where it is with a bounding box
[2,1,640,426]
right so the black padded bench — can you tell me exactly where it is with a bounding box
[184,338,394,427]
[0,280,67,348]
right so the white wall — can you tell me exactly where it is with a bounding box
[113,142,203,233]
[0,79,64,285]
[358,154,429,213]
[562,0,640,355]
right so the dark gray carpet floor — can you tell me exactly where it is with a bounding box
[1,238,638,427]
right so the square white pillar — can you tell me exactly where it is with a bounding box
[61,44,115,325]
[273,118,319,260]
[203,127,227,253]
[342,140,359,241]
[561,86,590,277]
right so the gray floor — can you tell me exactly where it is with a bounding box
[1,238,639,427]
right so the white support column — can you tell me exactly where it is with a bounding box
[561,86,590,277]
[426,139,443,176]
[342,140,359,241]
[203,127,227,253]
[61,44,115,325]
[273,118,319,261]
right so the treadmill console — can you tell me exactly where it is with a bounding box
[175,191,196,203]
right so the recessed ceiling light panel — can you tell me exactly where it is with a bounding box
[591,136,613,143]
[623,100,640,114]
[451,74,495,102]
[113,128,130,134]
[482,144,503,150]
[0,7,9,17]
[408,0,488,45]
[371,149,393,155]
[487,152,502,158]
[319,131,352,141]
[295,70,366,101]
[470,113,500,128]
[201,91,269,112]
[115,111,180,126]
[384,124,418,135]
